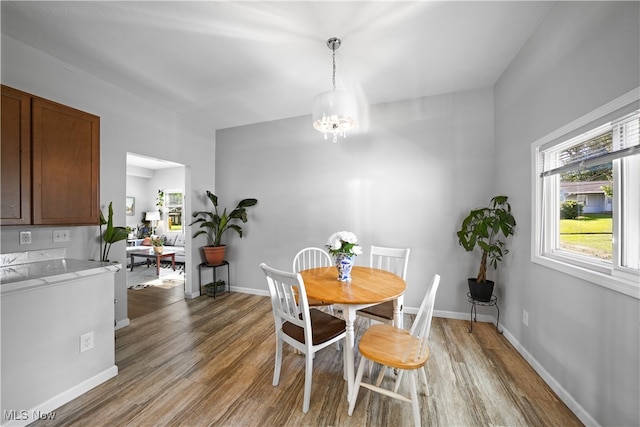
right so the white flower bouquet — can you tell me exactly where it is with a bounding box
[326,231,363,257]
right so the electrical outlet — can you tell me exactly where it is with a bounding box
[53,229,70,242]
[80,332,94,353]
[19,231,31,245]
[522,310,529,327]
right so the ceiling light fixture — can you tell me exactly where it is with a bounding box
[312,37,357,143]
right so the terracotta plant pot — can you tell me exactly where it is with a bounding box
[203,245,226,266]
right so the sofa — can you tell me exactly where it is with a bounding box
[126,233,185,269]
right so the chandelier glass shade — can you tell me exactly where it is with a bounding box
[312,89,357,142]
[312,37,357,143]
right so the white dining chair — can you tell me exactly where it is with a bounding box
[357,245,410,328]
[292,247,335,314]
[348,273,441,427]
[260,262,346,413]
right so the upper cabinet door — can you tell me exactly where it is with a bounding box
[1,85,32,225]
[31,97,100,225]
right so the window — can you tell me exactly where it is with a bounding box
[165,190,183,231]
[532,89,640,299]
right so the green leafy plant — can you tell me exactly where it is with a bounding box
[456,195,517,283]
[204,280,226,296]
[190,191,258,247]
[100,202,128,262]
[156,189,164,209]
[205,280,225,290]
[560,200,583,219]
[151,236,164,247]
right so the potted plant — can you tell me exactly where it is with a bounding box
[151,236,164,254]
[456,195,516,301]
[204,279,226,297]
[100,202,128,262]
[190,191,258,266]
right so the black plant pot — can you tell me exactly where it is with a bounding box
[468,278,494,302]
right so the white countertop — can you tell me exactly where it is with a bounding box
[0,249,121,295]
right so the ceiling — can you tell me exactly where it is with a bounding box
[1,1,554,132]
[127,153,184,170]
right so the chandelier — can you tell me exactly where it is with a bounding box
[312,37,357,143]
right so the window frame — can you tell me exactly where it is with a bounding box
[531,88,640,300]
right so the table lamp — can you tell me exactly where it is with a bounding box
[145,211,161,235]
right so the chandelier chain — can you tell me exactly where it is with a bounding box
[332,45,336,90]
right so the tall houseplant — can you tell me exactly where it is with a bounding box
[190,191,258,265]
[100,202,128,262]
[456,195,516,301]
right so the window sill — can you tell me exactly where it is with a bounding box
[532,253,640,300]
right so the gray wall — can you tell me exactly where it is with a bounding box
[215,88,496,312]
[494,2,639,426]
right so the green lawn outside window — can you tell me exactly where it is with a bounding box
[559,213,613,260]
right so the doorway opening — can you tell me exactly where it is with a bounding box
[126,152,187,319]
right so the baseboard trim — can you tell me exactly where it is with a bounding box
[184,290,200,299]
[1,366,118,427]
[115,318,129,330]
[231,286,269,297]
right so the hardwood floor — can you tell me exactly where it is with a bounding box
[127,285,185,320]
[126,265,186,319]
[33,293,582,427]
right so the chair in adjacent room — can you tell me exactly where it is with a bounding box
[357,245,411,328]
[260,262,346,413]
[348,274,441,427]
[292,247,335,315]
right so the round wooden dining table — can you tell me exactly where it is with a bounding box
[299,265,406,401]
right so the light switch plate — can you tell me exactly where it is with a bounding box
[53,229,70,242]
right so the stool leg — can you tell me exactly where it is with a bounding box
[213,267,217,298]
[495,301,502,334]
[469,303,475,333]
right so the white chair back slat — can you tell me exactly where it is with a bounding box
[292,247,333,272]
[402,274,440,363]
[370,245,410,280]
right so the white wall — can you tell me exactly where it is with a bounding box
[215,87,496,314]
[126,166,185,235]
[1,271,117,425]
[494,2,639,426]
[0,36,214,323]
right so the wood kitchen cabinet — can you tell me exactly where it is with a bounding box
[1,85,31,225]
[1,85,100,225]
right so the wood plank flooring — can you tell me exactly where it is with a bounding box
[127,285,185,320]
[126,265,185,319]
[32,293,583,427]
